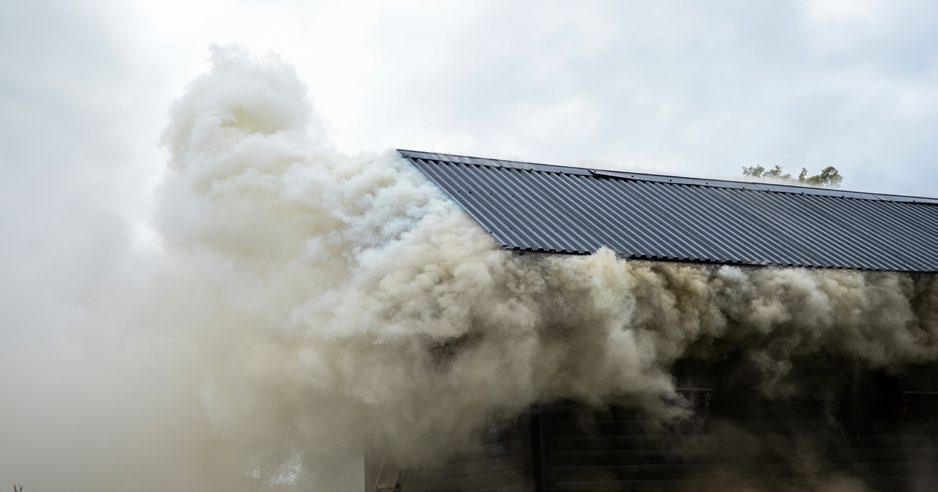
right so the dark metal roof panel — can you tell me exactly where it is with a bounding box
[400,150,938,273]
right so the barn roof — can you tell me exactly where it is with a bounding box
[399,149,938,273]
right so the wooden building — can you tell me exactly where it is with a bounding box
[363,151,938,491]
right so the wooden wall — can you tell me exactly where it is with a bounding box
[366,368,938,491]
[365,413,536,492]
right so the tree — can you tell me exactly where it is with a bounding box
[742,165,843,188]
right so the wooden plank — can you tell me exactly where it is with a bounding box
[403,469,529,491]
[405,455,525,482]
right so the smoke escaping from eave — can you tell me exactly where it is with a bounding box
[4,45,938,491]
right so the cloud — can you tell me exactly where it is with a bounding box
[10,0,938,202]
[346,1,938,195]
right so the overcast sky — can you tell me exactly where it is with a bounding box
[4,0,938,341]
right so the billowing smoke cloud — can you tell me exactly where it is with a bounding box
[157,46,938,489]
[2,46,937,491]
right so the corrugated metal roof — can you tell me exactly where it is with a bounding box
[399,149,938,273]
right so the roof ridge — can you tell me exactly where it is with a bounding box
[397,149,938,206]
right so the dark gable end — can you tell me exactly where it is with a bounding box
[399,149,938,273]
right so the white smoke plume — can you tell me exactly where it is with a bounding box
[3,46,937,491]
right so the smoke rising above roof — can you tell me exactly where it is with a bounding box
[3,46,938,491]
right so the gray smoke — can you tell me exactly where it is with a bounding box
[2,46,936,491]
[157,47,938,489]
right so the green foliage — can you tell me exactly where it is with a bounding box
[742,164,843,188]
